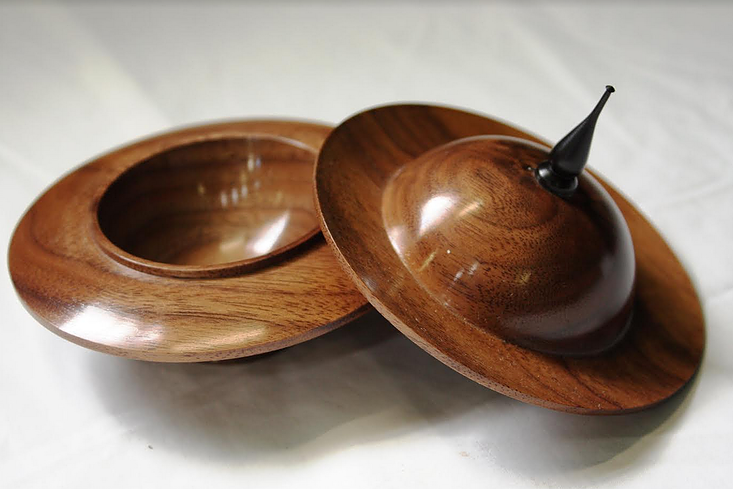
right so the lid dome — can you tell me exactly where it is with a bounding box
[381,134,635,356]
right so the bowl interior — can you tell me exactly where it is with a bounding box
[96,136,319,273]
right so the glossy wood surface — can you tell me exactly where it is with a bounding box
[95,135,320,278]
[382,135,635,356]
[315,104,705,414]
[9,120,370,362]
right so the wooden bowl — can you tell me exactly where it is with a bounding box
[315,104,705,414]
[94,135,320,278]
[9,120,369,362]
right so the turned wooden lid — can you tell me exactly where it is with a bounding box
[8,120,369,362]
[382,135,636,357]
[314,104,705,414]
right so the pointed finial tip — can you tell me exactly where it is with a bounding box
[535,84,616,197]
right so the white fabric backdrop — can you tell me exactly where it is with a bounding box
[1,2,731,488]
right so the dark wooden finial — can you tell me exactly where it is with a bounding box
[536,85,615,197]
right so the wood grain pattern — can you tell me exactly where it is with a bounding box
[9,120,370,362]
[381,135,635,356]
[95,135,320,278]
[315,104,705,414]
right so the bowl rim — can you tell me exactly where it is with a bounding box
[90,133,322,279]
[8,119,370,362]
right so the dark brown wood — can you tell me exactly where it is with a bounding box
[9,120,370,362]
[382,136,635,356]
[94,135,321,278]
[315,104,705,414]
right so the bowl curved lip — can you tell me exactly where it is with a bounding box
[90,133,322,279]
[314,103,705,415]
[8,119,370,362]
